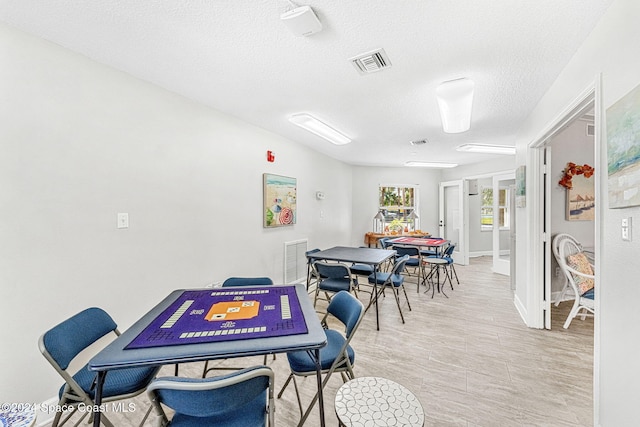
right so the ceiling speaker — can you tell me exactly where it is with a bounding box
[280,6,322,37]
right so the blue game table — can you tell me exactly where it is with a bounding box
[89,283,328,427]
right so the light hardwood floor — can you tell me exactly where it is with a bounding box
[49,256,594,426]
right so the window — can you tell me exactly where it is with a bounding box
[378,185,419,232]
[480,187,510,231]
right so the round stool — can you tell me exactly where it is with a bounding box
[423,258,450,298]
[335,376,424,427]
[0,407,36,427]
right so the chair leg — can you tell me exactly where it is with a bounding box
[450,263,459,284]
[391,286,405,324]
[563,299,582,329]
[401,284,412,311]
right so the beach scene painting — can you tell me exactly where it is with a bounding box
[263,173,297,228]
[607,82,640,209]
[566,173,595,221]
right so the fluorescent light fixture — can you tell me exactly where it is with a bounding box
[456,143,516,155]
[436,78,475,133]
[405,161,458,168]
[288,113,351,145]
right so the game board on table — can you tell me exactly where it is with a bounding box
[125,285,308,350]
[391,237,447,246]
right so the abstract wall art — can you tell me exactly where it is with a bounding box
[263,173,297,227]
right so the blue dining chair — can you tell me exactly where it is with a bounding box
[367,255,412,323]
[39,307,159,427]
[277,291,364,425]
[312,261,358,308]
[148,366,275,427]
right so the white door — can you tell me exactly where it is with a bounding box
[439,180,469,265]
[492,172,516,275]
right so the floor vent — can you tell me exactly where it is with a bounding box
[350,48,392,74]
[284,239,308,284]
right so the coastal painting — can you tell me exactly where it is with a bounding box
[263,174,297,227]
[566,173,595,221]
[607,83,640,208]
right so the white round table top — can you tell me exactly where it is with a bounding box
[335,376,424,427]
[424,258,448,265]
[0,407,36,427]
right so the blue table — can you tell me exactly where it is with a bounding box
[311,246,396,331]
[89,284,328,427]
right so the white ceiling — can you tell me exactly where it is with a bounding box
[0,0,613,168]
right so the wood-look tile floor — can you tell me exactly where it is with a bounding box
[51,256,594,426]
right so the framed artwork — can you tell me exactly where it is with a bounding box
[515,165,526,208]
[607,82,640,208]
[263,173,297,227]
[566,173,595,221]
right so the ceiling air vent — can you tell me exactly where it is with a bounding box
[350,49,392,74]
[410,139,429,146]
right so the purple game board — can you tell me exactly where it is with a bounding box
[125,286,308,350]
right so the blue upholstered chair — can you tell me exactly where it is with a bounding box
[277,291,365,425]
[202,277,274,377]
[38,307,159,427]
[392,245,422,291]
[221,277,274,287]
[312,261,358,308]
[305,248,322,291]
[441,244,459,288]
[368,254,412,323]
[148,366,275,427]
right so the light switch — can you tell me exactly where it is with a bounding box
[117,213,129,229]
[621,217,631,241]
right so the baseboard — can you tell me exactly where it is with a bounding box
[469,251,492,257]
[36,396,58,426]
[513,293,528,326]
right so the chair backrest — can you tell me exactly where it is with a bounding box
[379,237,392,249]
[147,366,274,426]
[391,254,411,276]
[552,233,583,263]
[40,307,117,371]
[557,236,594,296]
[444,244,456,257]
[325,291,365,339]
[306,248,321,264]
[222,277,273,287]
[313,261,351,280]
[393,245,419,257]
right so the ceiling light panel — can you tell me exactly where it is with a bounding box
[289,113,351,145]
[456,144,516,155]
[405,161,458,168]
[436,78,475,133]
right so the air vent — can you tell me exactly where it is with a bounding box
[410,139,429,146]
[350,49,392,74]
[586,123,595,136]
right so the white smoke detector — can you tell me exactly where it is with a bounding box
[280,6,323,37]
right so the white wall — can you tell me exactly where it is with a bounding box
[513,1,640,424]
[0,24,353,404]
[350,166,441,246]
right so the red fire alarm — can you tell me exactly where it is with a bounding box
[267,150,275,162]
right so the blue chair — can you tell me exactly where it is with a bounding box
[305,248,322,291]
[392,245,422,291]
[203,277,274,377]
[441,244,459,287]
[277,291,364,425]
[148,366,275,427]
[222,277,273,287]
[39,307,159,427]
[368,255,412,323]
[312,261,358,308]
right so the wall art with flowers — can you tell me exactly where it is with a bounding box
[559,162,595,221]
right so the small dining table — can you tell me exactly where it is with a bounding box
[310,246,396,330]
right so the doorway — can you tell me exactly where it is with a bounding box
[439,180,469,265]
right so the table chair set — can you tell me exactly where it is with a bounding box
[421,243,459,298]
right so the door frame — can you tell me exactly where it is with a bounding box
[492,172,516,275]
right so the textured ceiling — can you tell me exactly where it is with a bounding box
[0,0,613,167]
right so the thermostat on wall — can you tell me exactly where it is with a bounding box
[316,191,325,200]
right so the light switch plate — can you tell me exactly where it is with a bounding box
[117,213,129,229]
[622,217,631,241]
